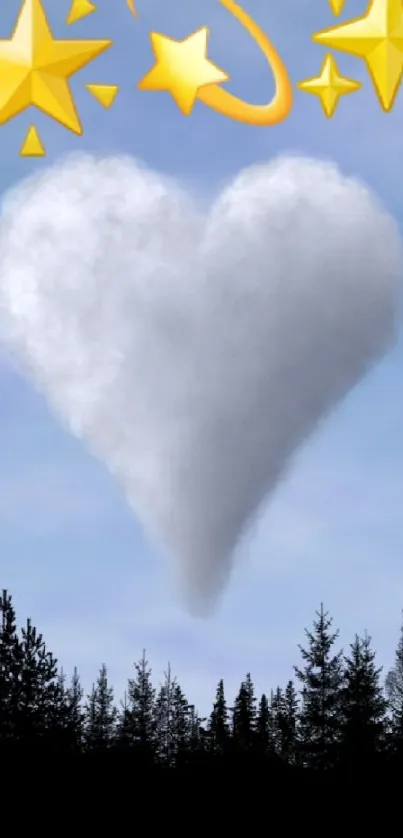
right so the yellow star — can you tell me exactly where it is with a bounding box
[138,28,229,116]
[0,0,112,134]
[313,0,403,111]
[297,54,361,117]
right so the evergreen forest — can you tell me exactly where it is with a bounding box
[1,589,403,785]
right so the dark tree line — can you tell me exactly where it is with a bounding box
[1,589,403,780]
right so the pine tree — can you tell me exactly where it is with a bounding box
[117,690,132,749]
[340,633,386,769]
[269,687,284,755]
[385,612,403,751]
[126,650,156,759]
[294,604,343,770]
[281,681,299,764]
[256,693,271,753]
[154,663,177,766]
[208,679,230,756]
[0,590,21,743]
[65,667,84,752]
[187,703,205,760]
[232,673,256,750]
[245,673,257,728]
[85,664,116,750]
[269,683,299,763]
[16,617,62,747]
[171,683,190,764]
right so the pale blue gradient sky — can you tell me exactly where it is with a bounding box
[1,0,403,714]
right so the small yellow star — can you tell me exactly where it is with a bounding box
[138,27,229,116]
[313,0,403,111]
[297,54,361,117]
[0,0,112,134]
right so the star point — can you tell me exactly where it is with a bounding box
[138,27,229,115]
[313,0,403,111]
[66,0,96,25]
[86,83,119,108]
[20,124,46,156]
[0,0,112,135]
[329,0,346,14]
[297,54,361,117]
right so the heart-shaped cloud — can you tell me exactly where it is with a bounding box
[0,154,401,615]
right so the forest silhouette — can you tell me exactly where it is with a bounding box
[1,588,403,784]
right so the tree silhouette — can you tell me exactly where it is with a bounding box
[272,680,299,764]
[386,613,403,754]
[295,604,343,770]
[339,633,386,771]
[232,673,257,751]
[85,664,117,750]
[125,649,156,761]
[171,683,190,764]
[16,617,63,748]
[0,590,21,745]
[154,663,178,766]
[65,667,85,752]
[2,587,403,783]
[208,679,230,756]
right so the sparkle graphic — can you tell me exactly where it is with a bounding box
[127,0,138,17]
[20,125,45,156]
[66,0,97,25]
[297,54,361,117]
[328,0,346,14]
[86,84,119,108]
[313,0,403,111]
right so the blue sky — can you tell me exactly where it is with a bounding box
[1,0,403,714]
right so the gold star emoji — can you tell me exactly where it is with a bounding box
[297,54,361,117]
[138,27,229,116]
[0,0,111,134]
[313,0,403,111]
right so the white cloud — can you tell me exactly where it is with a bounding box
[0,153,400,616]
